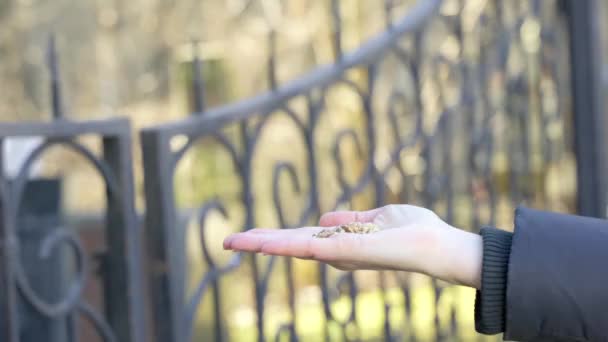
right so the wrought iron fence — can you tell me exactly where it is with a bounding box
[141,0,578,341]
[0,0,600,341]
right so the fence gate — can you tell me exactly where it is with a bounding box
[0,39,146,342]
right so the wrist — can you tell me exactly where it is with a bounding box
[434,227,483,288]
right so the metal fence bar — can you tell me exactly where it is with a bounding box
[0,144,19,342]
[102,133,147,342]
[141,129,184,342]
[563,0,608,218]
[47,35,64,120]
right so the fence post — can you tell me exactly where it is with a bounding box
[0,139,19,342]
[564,0,608,218]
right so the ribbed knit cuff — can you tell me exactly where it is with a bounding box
[474,227,513,335]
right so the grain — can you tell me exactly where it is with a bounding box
[313,222,380,238]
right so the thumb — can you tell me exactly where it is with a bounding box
[319,208,381,227]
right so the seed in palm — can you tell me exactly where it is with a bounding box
[313,222,380,238]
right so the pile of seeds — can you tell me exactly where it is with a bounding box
[313,222,380,238]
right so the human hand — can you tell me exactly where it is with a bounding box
[223,204,482,289]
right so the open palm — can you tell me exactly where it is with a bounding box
[223,204,482,288]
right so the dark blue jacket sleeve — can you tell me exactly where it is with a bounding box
[475,206,608,341]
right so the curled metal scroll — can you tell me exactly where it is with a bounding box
[272,161,308,228]
[185,200,242,340]
[10,139,121,215]
[245,107,315,341]
[387,90,421,146]
[13,229,87,317]
[184,253,241,341]
[267,103,321,342]
[253,105,306,144]
[196,200,229,268]
[9,139,119,321]
[172,132,240,172]
[333,129,366,199]
[325,77,373,205]
[271,162,302,342]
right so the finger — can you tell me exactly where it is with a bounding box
[319,208,382,227]
[261,232,366,262]
[224,227,321,250]
[223,228,294,249]
[228,233,285,252]
[258,234,318,258]
[223,228,277,249]
[224,232,275,251]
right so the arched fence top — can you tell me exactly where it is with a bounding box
[142,0,442,138]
